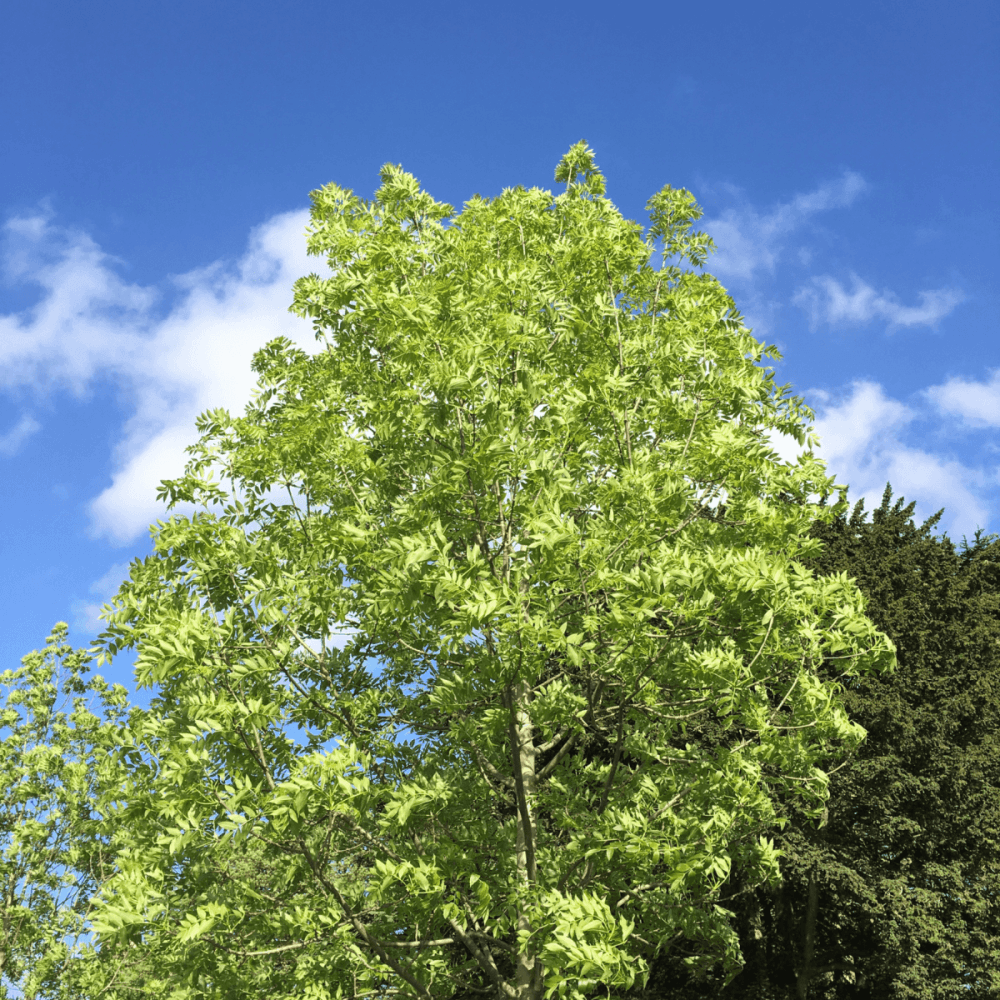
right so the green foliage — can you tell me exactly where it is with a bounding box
[658,487,1000,998]
[0,624,130,999]
[90,144,893,999]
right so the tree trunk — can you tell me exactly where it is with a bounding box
[796,875,819,1000]
[507,678,541,1000]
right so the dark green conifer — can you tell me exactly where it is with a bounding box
[643,486,1000,998]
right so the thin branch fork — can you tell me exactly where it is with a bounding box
[297,838,436,1000]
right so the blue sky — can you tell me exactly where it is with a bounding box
[1,0,997,690]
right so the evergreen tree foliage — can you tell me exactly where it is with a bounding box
[654,487,1000,998]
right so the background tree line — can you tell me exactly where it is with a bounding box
[1,146,996,998]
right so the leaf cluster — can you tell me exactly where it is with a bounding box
[0,625,131,999]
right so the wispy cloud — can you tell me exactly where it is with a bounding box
[1,212,157,394]
[693,173,987,535]
[71,561,132,636]
[0,209,322,544]
[794,274,964,329]
[0,413,40,456]
[925,370,1000,428]
[703,171,867,285]
[772,380,993,538]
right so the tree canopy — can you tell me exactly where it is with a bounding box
[65,144,897,998]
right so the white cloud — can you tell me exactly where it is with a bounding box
[790,381,992,538]
[0,213,157,394]
[810,380,914,458]
[925,370,1000,428]
[1,209,324,544]
[0,413,40,456]
[71,561,132,635]
[703,171,867,285]
[794,273,964,329]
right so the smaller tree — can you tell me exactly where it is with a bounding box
[0,624,131,999]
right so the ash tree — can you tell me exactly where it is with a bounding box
[92,144,893,999]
